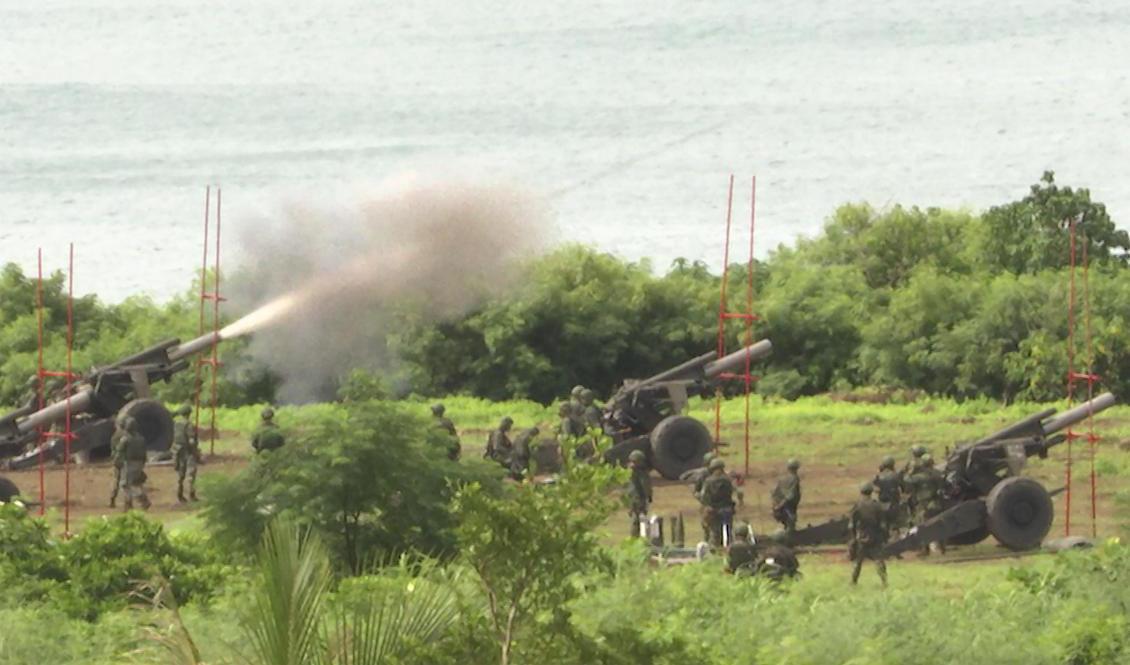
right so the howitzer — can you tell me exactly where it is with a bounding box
[0,332,221,472]
[602,340,772,480]
[789,393,1118,552]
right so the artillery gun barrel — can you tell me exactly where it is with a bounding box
[1043,392,1117,435]
[16,390,94,434]
[630,351,718,390]
[168,331,222,362]
[703,340,773,380]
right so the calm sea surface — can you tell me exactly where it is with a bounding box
[2,0,1128,301]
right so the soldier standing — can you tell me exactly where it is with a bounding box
[771,459,802,533]
[910,455,947,555]
[700,458,736,547]
[510,426,539,480]
[579,389,602,430]
[626,449,652,538]
[251,407,285,453]
[486,416,514,468]
[118,417,150,511]
[726,523,758,576]
[850,483,889,587]
[431,403,461,461]
[872,455,903,531]
[171,405,202,503]
[109,421,126,508]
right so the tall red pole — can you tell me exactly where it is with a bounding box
[1082,236,1098,537]
[742,177,757,477]
[714,176,735,447]
[1064,220,1076,536]
[194,187,211,451]
[35,250,46,515]
[64,243,74,536]
[209,188,222,455]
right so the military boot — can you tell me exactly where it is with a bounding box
[189,491,198,502]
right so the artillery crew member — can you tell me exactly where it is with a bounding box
[850,482,889,587]
[771,459,802,533]
[431,403,461,461]
[755,531,801,581]
[700,457,736,547]
[626,449,652,538]
[116,416,151,511]
[251,407,285,453]
[171,405,202,503]
[510,426,539,480]
[872,455,903,529]
[579,389,602,430]
[485,416,514,467]
[901,445,929,480]
[726,523,758,576]
[109,419,126,508]
[909,455,947,555]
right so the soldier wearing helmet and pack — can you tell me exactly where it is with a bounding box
[850,482,889,586]
[900,445,929,522]
[171,405,202,503]
[251,407,285,454]
[431,403,461,461]
[700,457,736,547]
[771,459,802,533]
[872,455,903,529]
[754,530,800,581]
[116,416,150,511]
[626,449,652,538]
[485,416,514,467]
[909,454,947,555]
[578,389,602,430]
[726,523,758,576]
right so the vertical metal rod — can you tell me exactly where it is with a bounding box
[714,175,735,447]
[1082,235,1097,538]
[36,249,45,516]
[64,243,73,537]
[194,187,210,453]
[209,187,222,455]
[743,176,757,478]
[1064,219,1076,536]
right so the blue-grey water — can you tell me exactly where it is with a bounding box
[2,0,1128,302]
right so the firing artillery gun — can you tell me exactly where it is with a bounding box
[0,333,220,497]
[601,339,772,480]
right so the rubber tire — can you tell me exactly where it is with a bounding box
[649,415,713,480]
[117,399,175,453]
[947,524,991,546]
[986,476,1054,551]
[0,476,20,502]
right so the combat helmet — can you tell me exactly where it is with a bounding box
[499,416,514,429]
[579,388,595,405]
[628,450,646,464]
[734,523,751,538]
[703,451,716,466]
[431,403,445,416]
[570,385,585,399]
[860,482,874,495]
[261,407,275,420]
[709,457,726,472]
[911,444,927,457]
[786,458,800,471]
[921,454,934,467]
[880,455,895,469]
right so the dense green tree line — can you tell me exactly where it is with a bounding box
[1,172,1126,407]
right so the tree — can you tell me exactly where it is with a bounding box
[200,401,501,573]
[452,451,626,665]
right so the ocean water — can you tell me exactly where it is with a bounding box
[2,0,1128,302]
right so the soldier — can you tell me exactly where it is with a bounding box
[755,531,801,581]
[171,405,202,503]
[771,459,802,533]
[872,455,903,531]
[901,444,929,480]
[691,451,716,500]
[431,403,461,461]
[626,449,652,538]
[250,407,285,453]
[910,455,947,555]
[109,418,126,508]
[579,389,602,430]
[556,402,589,458]
[485,416,514,468]
[700,457,736,547]
[117,417,151,511]
[510,426,539,480]
[726,523,758,576]
[849,482,889,587]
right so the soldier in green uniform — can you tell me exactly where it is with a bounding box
[117,417,151,511]
[556,402,589,458]
[872,455,903,531]
[109,419,126,508]
[910,455,947,555]
[755,531,801,581]
[626,449,652,538]
[700,457,736,547]
[509,426,539,480]
[250,407,285,453]
[771,459,802,533]
[431,403,461,461]
[171,405,202,503]
[849,482,889,587]
[485,416,514,468]
[900,445,928,523]
[726,523,758,576]
[579,389,602,430]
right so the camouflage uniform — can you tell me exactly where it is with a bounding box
[510,427,538,480]
[910,456,947,554]
[431,404,461,461]
[755,534,800,581]
[872,456,903,530]
[771,460,802,533]
[171,406,201,502]
[251,408,285,453]
[109,426,126,507]
[850,484,889,586]
[626,450,652,538]
[485,417,514,468]
[700,459,736,547]
[726,524,757,576]
[556,402,589,459]
[118,418,150,510]
[579,389,602,429]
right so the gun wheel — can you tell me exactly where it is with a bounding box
[986,477,1053,551]
[117,399,175,453]
[0,476,20,502]
[649,415,712,480]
